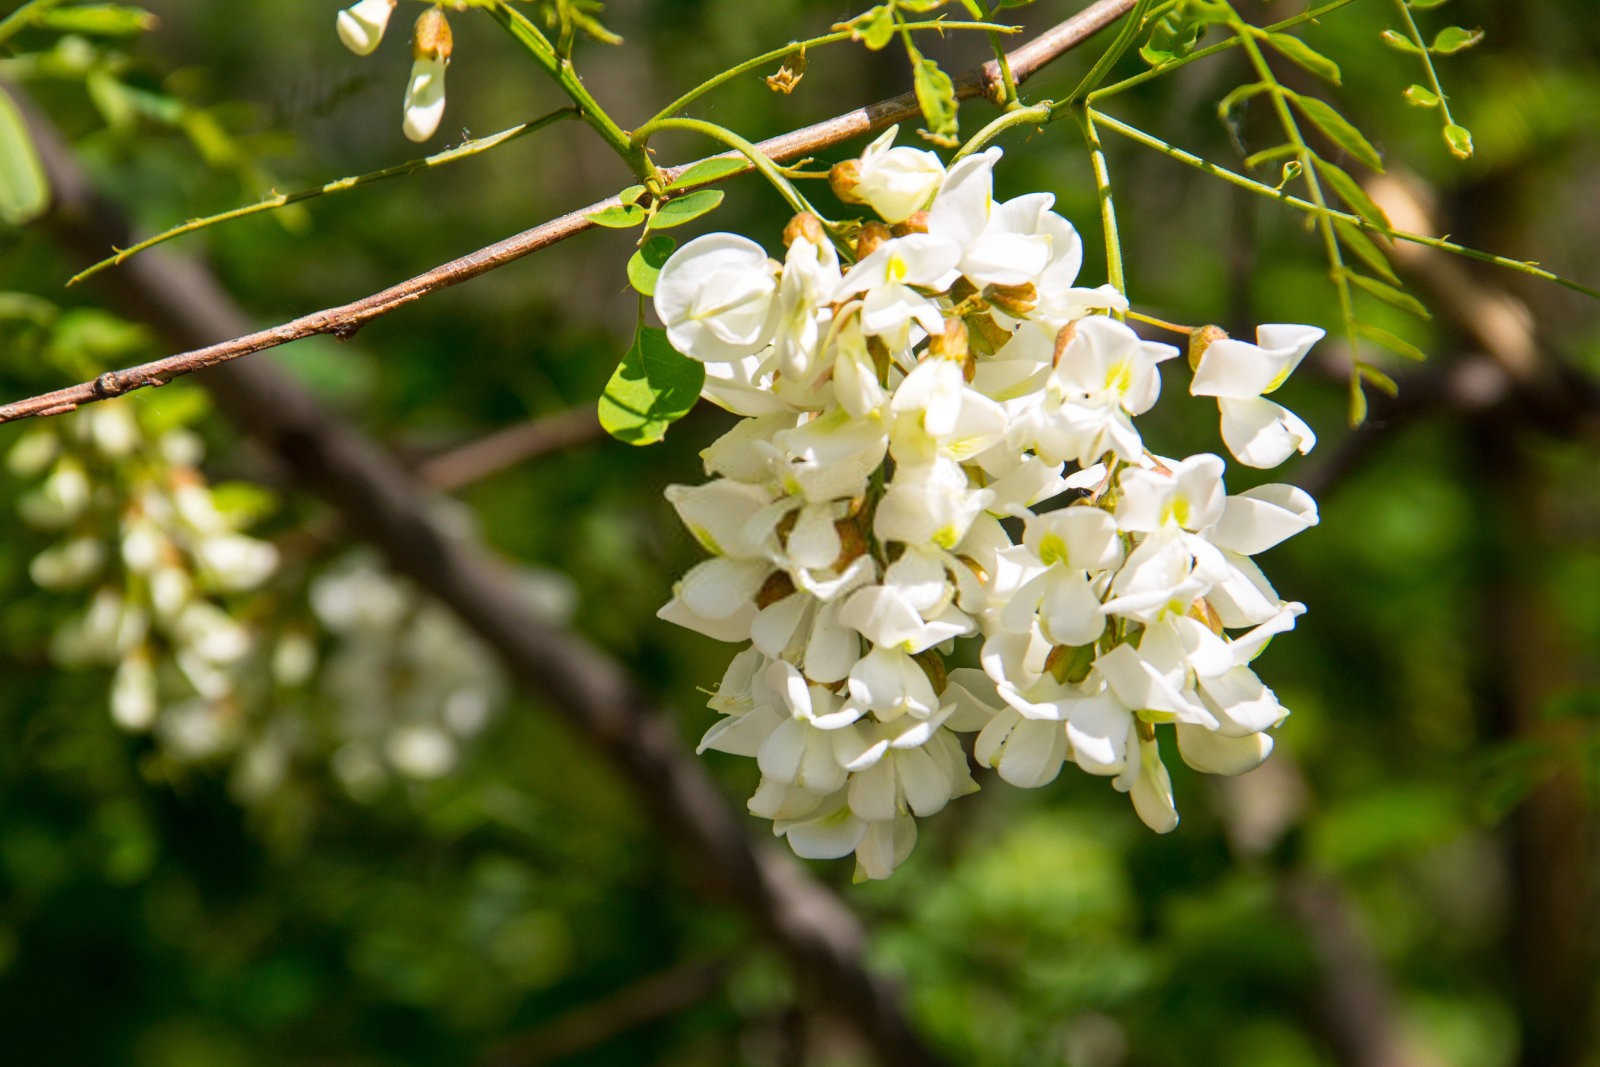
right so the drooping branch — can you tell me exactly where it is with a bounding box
[21,98,953,1067]
[0,0,1136,426]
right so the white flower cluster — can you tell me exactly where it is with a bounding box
[336,0,451,143]
[653,129,1324,879]
[8,402,573,810]
[8,402,281,746]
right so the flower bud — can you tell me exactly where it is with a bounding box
[985,282,1037,318]
[782,212,825,250]
[854,220,891,259]
[111,648,158,731]
[337,0,397,56]
[829,159,864,204]
[1188,324,1228,372]
[403,8,451,143]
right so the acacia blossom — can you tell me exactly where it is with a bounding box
[651,128,1322,880]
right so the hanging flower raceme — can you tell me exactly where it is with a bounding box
[650,127,1323,880]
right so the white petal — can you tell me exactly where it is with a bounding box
[1175,724,1273,774]
[1218,396,1316,469]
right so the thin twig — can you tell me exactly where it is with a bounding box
[0,0,1136,426]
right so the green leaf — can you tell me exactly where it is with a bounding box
[1265,32,1341,85]
[618,184,646,206]
[1345,271,1432,319]
[588,203,647,229]
[666,157,745,191]
[36,5,158,35]
[1443,122,1474,159]
[1289,92,1384,172]
[912,55,959,147]
[598,326,705,446]
[1313,157,1391,230]
[1217,81,1271,120]
[1430,26,1484,54]
[626,235,675,297]
[1358,362,1400,397]
[647,188,724,230]
[0,91,49,227]
[1403,83,1441,108]
[1347,372,1368,425]
[1357,322,1427,362]
[1406,0,1451,8]
[844,6,896,51]
[1379,28,1422,54]
[1334,220,1401,285]
[1139,8,1208,66]
[1243,142,1298,170]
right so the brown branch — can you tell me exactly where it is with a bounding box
[21,100,952,1067]
[0,0,1136,426]
[479,958,729,1067]
[417,406,606,491]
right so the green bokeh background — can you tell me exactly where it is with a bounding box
[0,1,1596,1064]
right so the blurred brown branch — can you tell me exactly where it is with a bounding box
[19,95,952,1067]
[0,0,1136,426]
[417,406,605,492]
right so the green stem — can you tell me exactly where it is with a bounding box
[962,0,1018,106]
[1087,108,1600,299]
[0,0,67,46]
[1063,0,1156,105]
[648,117,821,220]
[954,102,1052,160]
[69,109,578,286]
[1390,0,1458,129]
[486,2,659,186]
[1088,0,1358,103]
[633,19,1016,140]
[1077,108,1126,299]
[1231,13,1356,341]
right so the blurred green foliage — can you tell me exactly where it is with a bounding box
[0,1,1596,1064]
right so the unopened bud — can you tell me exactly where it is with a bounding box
[412,6,452,60]
[854,220,891,259]
[782,212,825,249]
[829,159,864,204]
[926,317,969,363]
[1045,643,1095,685]
[985,282,1037,318]
[755,570,796,609]
[891,210,930,237]
[1188,324,1228,372]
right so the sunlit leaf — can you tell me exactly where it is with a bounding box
[666,157,745,191]
[598,326,705,445]
[912,55,959,147]
[0,93,50,227]
[648,188,724,230]
[1265,32,1341,85]
[1379,28,1422,54]
[1314,157,1391,229]
[1403,83,1441,107]
[1430,25,1484,54]
[36,5,158,36]
[1443,122,1474,159]
[1289,92,1384,171]
[626,235,675,297]
[588,203,647,229]
[1335,220,1401,285]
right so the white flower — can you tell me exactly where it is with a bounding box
[337,0,396,56]
[402,54,448,143]
[834,234,960,349]
[850,126,946,223]
[771,236,842,381]
[655,234,778,362]
[1190,324,1323,468]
